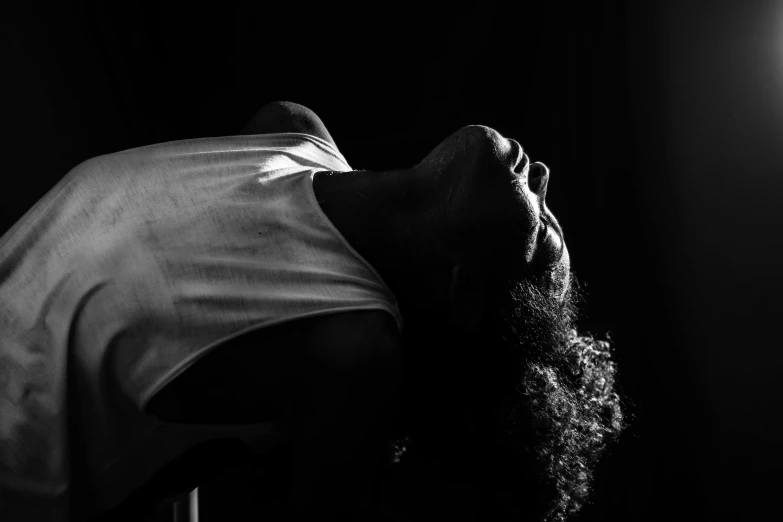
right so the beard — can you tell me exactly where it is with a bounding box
[390,273,626,522]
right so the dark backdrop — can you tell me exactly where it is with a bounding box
[2,1,780,520]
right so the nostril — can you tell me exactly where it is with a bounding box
[528,162,549,192]
[529,162,545,178]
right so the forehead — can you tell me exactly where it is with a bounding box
[432,125,507,161]
[460,125,509,158]
[461,124,504,141]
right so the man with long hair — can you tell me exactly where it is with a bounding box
[0,101,625,521]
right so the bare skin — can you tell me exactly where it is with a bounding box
[144,102,570,520]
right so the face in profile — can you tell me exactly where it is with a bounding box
[393,126,624,521]
[416,124,570,299]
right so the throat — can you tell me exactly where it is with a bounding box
[311,169,419,305]
[312,170,377,254]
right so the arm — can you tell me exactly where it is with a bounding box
[286,311,402,521]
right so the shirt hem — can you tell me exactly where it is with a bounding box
[138,304,399,413]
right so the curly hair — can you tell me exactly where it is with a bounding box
[386,272,627,522]
[486,276,626,521]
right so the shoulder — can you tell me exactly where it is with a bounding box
[240,101,340,152]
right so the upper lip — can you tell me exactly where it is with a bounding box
[510,139,529,175]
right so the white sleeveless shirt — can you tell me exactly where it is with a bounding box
[0,133,403,520]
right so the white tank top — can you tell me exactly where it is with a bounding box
[0,133,403,520]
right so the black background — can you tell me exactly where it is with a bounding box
[2,1,781,520]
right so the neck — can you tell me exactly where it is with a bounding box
[312,168,452,314]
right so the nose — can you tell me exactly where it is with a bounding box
[529,161,549,199]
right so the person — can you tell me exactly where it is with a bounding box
[0,101,625,521]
